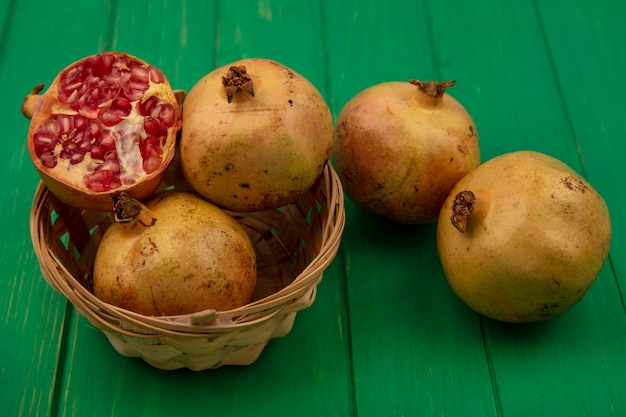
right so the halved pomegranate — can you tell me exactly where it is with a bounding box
[22,52,181,211]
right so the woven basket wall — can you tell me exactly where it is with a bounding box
[30,163,345,371]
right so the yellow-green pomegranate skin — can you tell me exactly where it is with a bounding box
[436,151,611,323]
[333,80,480,224]
[93,192,257,316]
[180,58,333,212]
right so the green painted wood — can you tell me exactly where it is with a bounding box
[55,263,352,417]
[0,0,15,50]
[2,1,625,416]
[423,1,626,415]
[536,0,626,291]
[0,1,114,416]
[485,1,626,414]
[106,0,218,91]
[323,1,498,416]
[213,0,332,103]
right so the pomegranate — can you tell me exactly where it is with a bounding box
[93,192,257,316]
[333,79,480,224]
[179,58,333,212]
[437,151,612,323]
[22,52,181,211]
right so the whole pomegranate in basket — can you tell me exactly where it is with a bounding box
[333,79,480,224]
[437,151,612,323]
[93,192,257,316]
[22,52,181,211]
[179,58,334,212]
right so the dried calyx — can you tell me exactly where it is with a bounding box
[111,192,156,227]
[450,190,476,233]
[222,65,254,103]
[409,79,456,97]
[21,83,45,119]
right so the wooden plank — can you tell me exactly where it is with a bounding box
[3,1,624,416]
[55,262,352,417]
[0,1,113,416]
[536,0,626,291]
[425,1,584,165]
[213,0,330,99]
[482,268,626,417]
[104,0,218,91]
[425,0,626,415]
[0,0,14,47]
[51,2,354,417]
[495,1,626,414]
[323,1,498,415]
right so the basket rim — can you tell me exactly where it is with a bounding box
[30,163,345,335]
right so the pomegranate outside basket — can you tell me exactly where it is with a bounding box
[30,162,345,371]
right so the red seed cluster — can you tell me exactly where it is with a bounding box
[32,53,176,192]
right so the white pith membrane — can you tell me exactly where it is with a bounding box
[45,118,146,188]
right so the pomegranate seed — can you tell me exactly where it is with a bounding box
[89,120,101,138]
[98,159,120,173]
[109,179,123,189]
[84,55,101,72]
[113,97,131,112]
[34,133,55,149]
[102,87,119,105]
[143,117,161,136]
[99,108,123,126]
[39,151,57,168]
[159,104,176,127]
[61,67,79,83]
[88,87,103,106]
[74,115,87,130]
[85,170,113,192]
[143,156,161,173]
[126,89,146,101]
[94,53,115,76]
[41,119,60,137]
[128,80,148,92]
[150,103,162,118]
[148,66,164,84]
[119,71,132,85]
[62,80,84,94]
[56,115,71,134]
[139,96,158,116]
[130,66,149,83]
[84,74,100,87]
[141,136,162,157]
[85,180,109,193]
[100,131,116,149]
[72,130,85,144]
[90,146,104,160]
[104,150,118,160]
[116,55,131,68]
[70,153,85,164]
[60,89,80,105]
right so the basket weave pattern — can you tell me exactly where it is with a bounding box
[30,164,345,370]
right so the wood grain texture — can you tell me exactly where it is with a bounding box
[537,0,626,293]
[1,0,624,416]
[0,1,113,416]
[324,2,498,415]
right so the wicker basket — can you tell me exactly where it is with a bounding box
[30,163,345,371]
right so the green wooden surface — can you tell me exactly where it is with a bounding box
[1,1,624,416]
